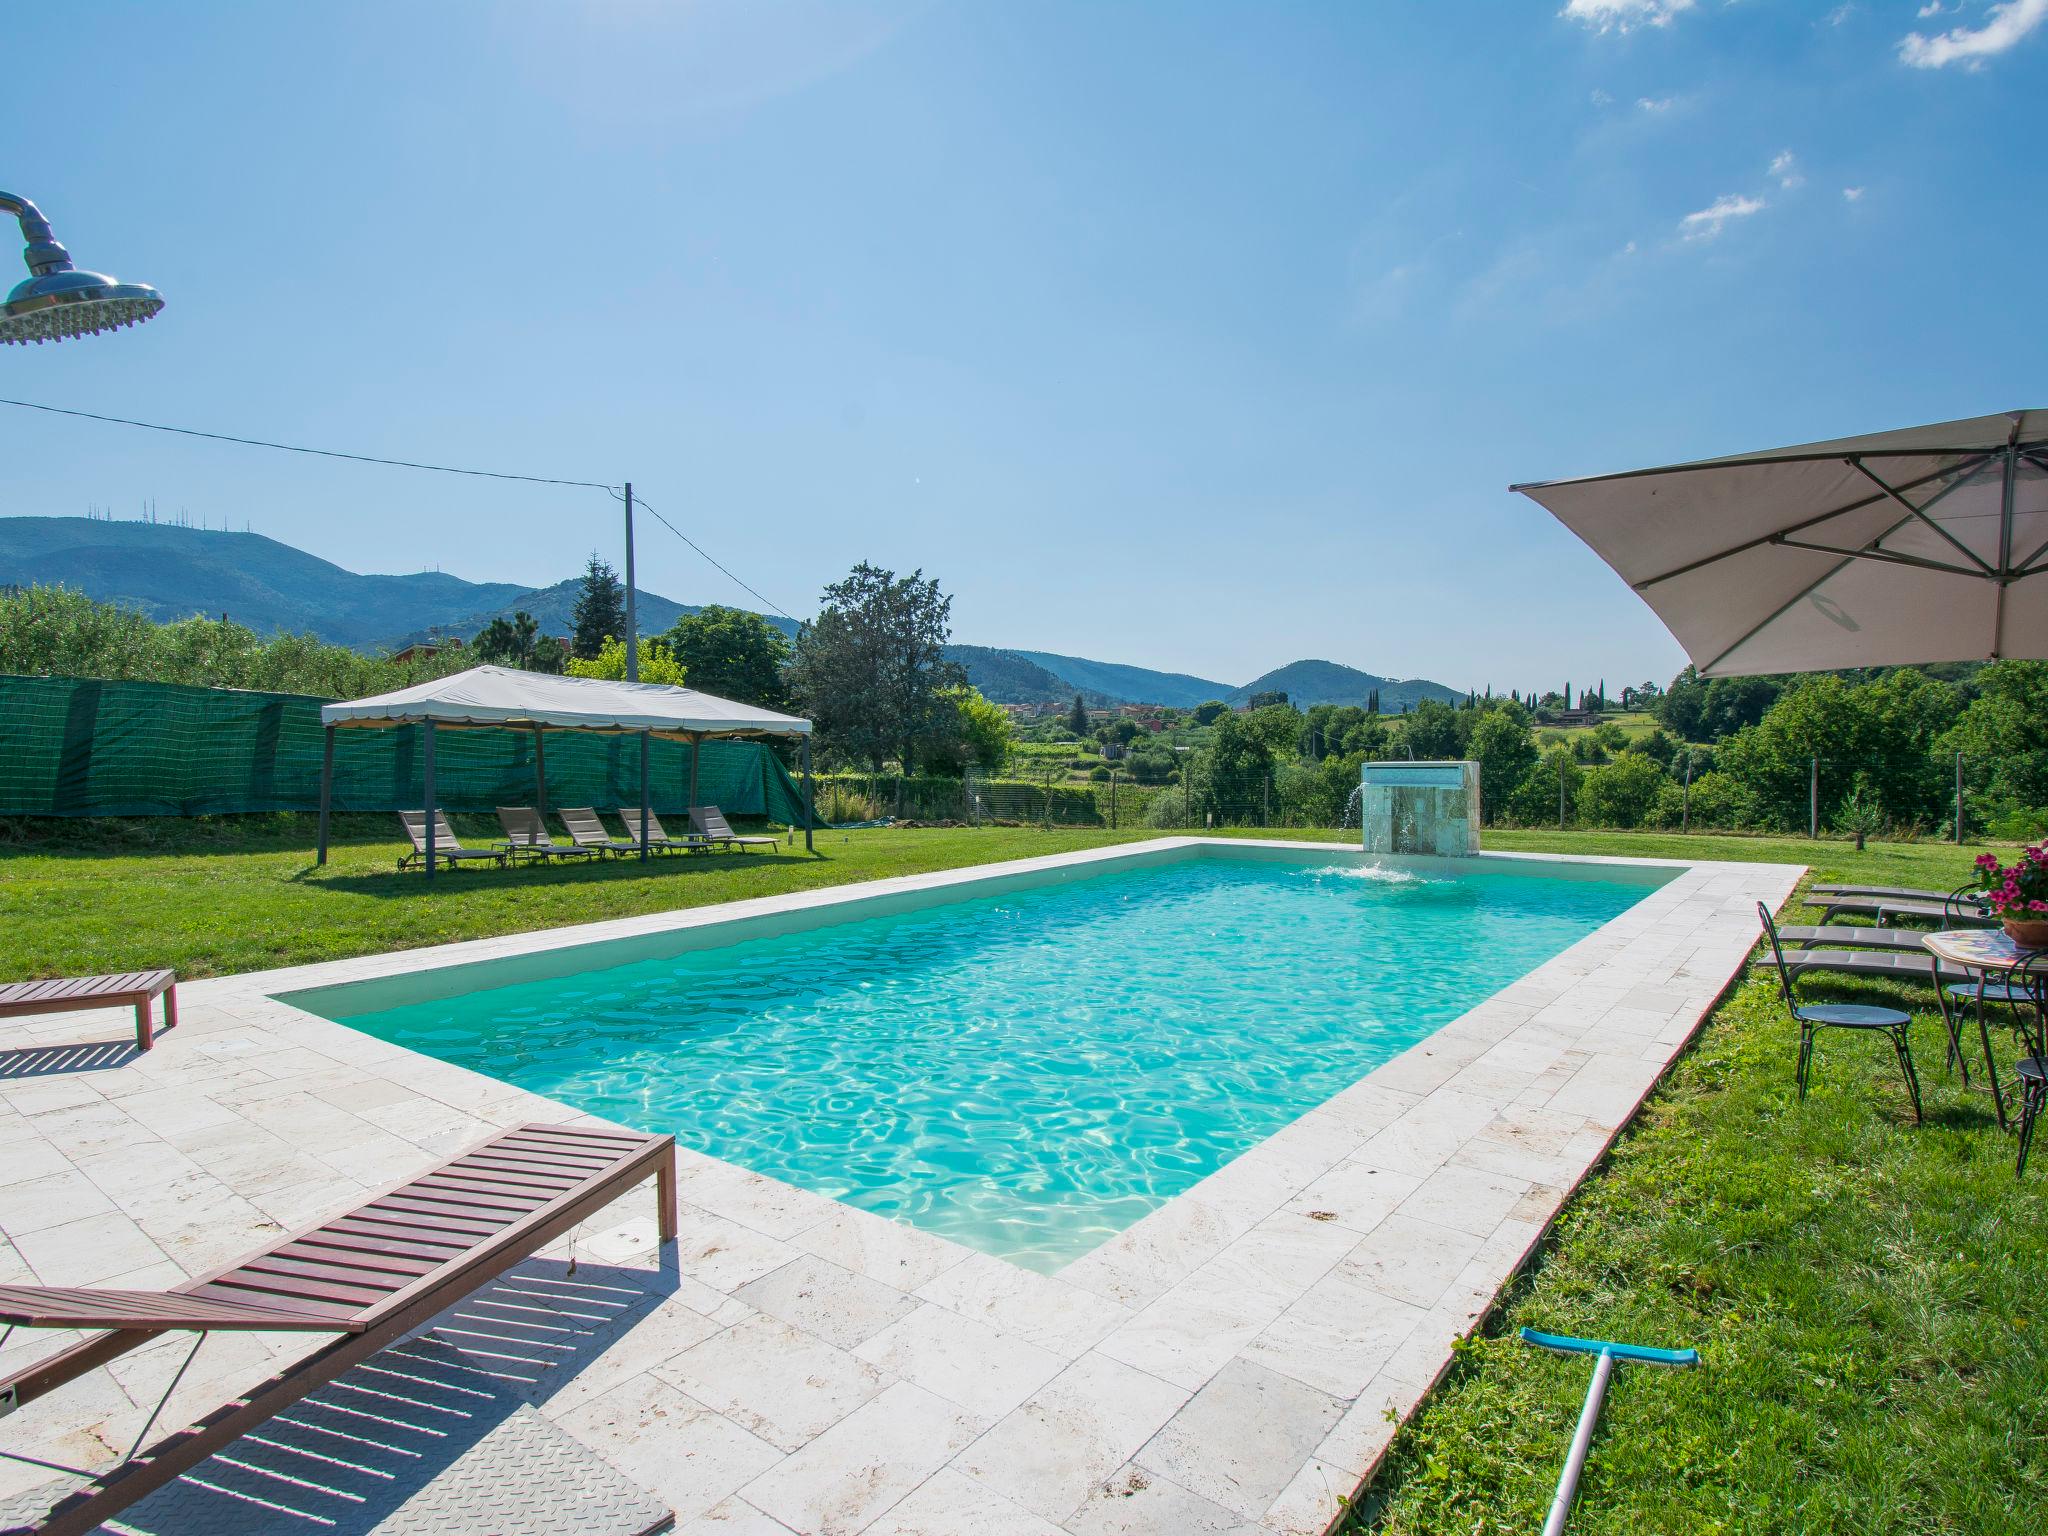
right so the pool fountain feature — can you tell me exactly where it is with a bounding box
[1359,759,1481,856]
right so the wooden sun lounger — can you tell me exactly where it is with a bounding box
[0,970,176,1053]
[0,1122,675,1536]
[398,809,508,872]
[559,806,641,857]
[495,805,599,862]
[690,805,778,852]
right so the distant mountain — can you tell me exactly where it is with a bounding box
[1009,650,1233,709]
[1,517,1464,710]
[0,516,796,651]
[1227,659,1462,711]
[945,645,1114,707]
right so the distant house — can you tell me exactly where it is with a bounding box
[1542,706,1602,729]
[389,638,463,665]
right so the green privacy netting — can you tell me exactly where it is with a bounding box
[0,674,819,824]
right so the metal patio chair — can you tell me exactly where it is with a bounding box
[1757,902,1921,1123]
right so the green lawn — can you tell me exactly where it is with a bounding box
[0,815,1166,979]
[4,819,2041,1530]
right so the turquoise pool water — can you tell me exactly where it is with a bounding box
[330,855,1649,1271]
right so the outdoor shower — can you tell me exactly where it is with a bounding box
[0,191,163,344]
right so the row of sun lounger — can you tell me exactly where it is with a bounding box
[398,804,778,871]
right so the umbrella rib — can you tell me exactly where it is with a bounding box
[1770,536,1987,579]
[1847,459,1996,576]
[1510,439,2032,492]
[1634,453,1994,591]
[1698,556,1855,677]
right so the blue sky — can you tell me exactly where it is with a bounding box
[3,1,2042,693]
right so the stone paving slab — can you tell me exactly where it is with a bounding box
[0,837,1800,1534]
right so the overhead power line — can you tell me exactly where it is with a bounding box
[0,397,615,489]
[0,396,798,619]
[615,487,793,621]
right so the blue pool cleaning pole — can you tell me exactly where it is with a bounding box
[1519,1328,1698,1536]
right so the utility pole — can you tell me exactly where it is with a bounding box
[622,482,637,682]
[1955,751,1965,845]
[1809,756,1819,840]
[1681,749,1692,834]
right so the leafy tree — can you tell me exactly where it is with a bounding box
[665,605,790,709]
[787,562,962,772]
[1505,745,1582,827]
[0,585,472,697]
[1124,742,1177,784]
[1192,700,1229,726]
[472,610,562,672]
[1068,694,1089,736]
[948,686,1013,774]
[1467,707,1536,825]
[1191,711,1280,822]
[1578,750,1668,829]
[1937,660,2048,824]
[1246,690,1289,710]
[1241,704,1303,759]
[564,636,687,685]
[1099,718,1141,747]
[570,553,626,661]
[1367,688,1380,715]
[1400,698,1466,760]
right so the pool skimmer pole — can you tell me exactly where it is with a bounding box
[1519,1327,1698,1536]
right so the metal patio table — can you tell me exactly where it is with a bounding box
[1922,928,2048,1130]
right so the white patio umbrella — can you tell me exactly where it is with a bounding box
[1513,409,2048,676]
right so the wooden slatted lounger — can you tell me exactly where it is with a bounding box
[0,970,177,1053]
[0,1122,675,1536]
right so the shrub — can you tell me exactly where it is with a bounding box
[1577,751,1669,829]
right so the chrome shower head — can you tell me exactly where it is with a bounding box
[0,192,163,345]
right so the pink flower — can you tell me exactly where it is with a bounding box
[2032,900,2048,912]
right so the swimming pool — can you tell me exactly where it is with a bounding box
[289,847,1659,1271]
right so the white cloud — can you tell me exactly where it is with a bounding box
[1636,95,1677,111]
[1561,0,1696,34]
[1917,3,1955,16]
[1843,185,1865,201]
[1899,0,2048,68]
[1679,193,1766,240]
[1590,87,1614,106]
[1827,3,1856,24]
[1769,150,1805,189]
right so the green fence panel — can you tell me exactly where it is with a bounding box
[0,674,817,824]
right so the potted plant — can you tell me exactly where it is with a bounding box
[1974,845,2048,947]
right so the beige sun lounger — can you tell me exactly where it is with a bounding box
[495,806,599,861]
[559,806,641,857]
[398,810,508,872]
[690,805,779,852]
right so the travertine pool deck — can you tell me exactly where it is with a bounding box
[0,839,1801,1535]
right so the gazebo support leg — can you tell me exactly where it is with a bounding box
[802,736,815,855]
[423,721,437,882]
[316,725,335,866]
[639,732,651,862]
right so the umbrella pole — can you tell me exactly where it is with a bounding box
[316,725,334,866]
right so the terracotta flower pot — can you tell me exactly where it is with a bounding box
[2001,917,2048,949]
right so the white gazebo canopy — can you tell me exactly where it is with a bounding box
[314,666,815,872]
[320,665,811,739]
